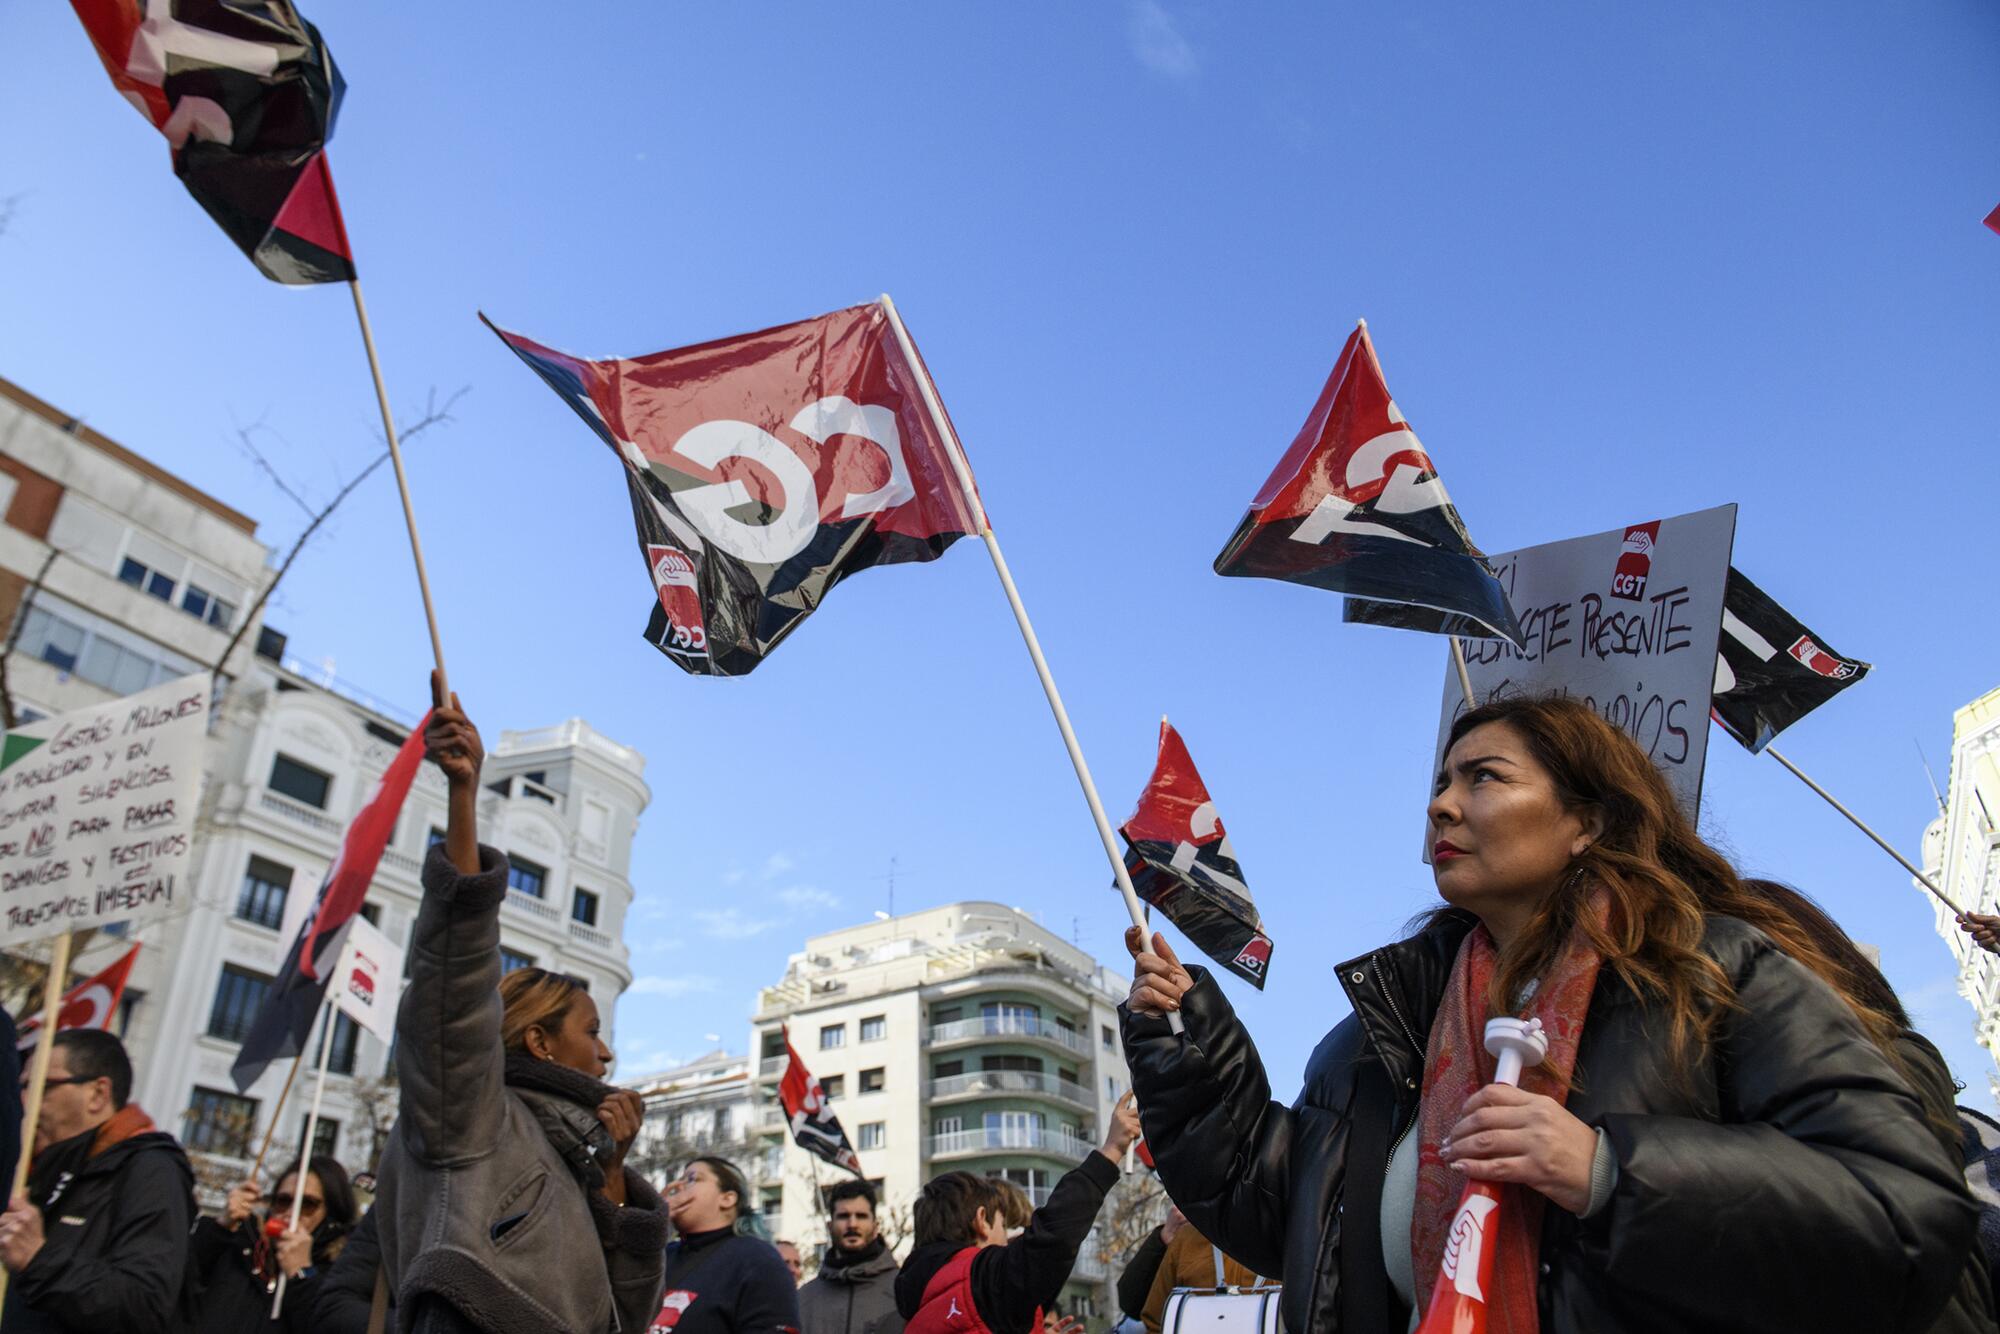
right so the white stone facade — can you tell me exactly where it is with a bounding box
[1921,685,2000,1101]
[748,903,1131,1319]
[625,1048,755,1182]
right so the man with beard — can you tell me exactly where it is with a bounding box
[799,1180,903,1334]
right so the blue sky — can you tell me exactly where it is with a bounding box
[3,3,1998,1102]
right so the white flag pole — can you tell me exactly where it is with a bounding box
[1448,637,1478,708]
[1763,745,1963,915]
[271,996,340,1317]
[879,294,1184,1035]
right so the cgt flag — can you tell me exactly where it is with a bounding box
[778,1027,863,1176]
[15,944,140,1053]
[484,304,981,677]
[1712,568,1870,753]
[1216,322,1521,645]
[70,0,354,284]
[232,712,430,1091]
[1119,720,1273,988]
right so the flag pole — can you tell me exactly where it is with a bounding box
[1448,637,1477,707]
[247,1044,310,1185]
[1763,745,1963,915]
[347,277,449,699]
[271,997,340,1318]
[0,928,74,1315]
[879,294,1183,1035]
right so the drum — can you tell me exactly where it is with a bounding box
[1161,1287,1283,1334]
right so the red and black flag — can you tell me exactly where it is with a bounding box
[15,945,140,1054]
[1985,203,2000,237]
[1216,322,1521,645]
[231,714,429,1091]
[484,303,981,677]
[778,1028,863,1176]
[1711,568,1869,753]
[70,0,354,284]
[1119,720,1273,988]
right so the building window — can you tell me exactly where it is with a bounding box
[236,855,292,931]
[1106,1075,1118,1101]
[269,754,332,809]
[931,1006,961,1026]
[820,1075,844,1099]
[359,901,381,927]
[761,1188,783,1218]
[932,1059,965,1078]
[933,1116,963,1135]
[179,584,234,629]
[860,1067,885,1094]
[500,948,537,975]
[1101,1025,1115,1050]
[860,1015,886,1042]
[858,1122,885,1150]
[327,1012,361,1077]
[428,827,446,849]
[183,1087,258,1156]
[298,1114,341,1160]
[207,964,273,1043]
[507,856,547,899]
[572,888,600,927]
[819,1024,845,1050]
[15,598,194,691]
[117,556,176,602]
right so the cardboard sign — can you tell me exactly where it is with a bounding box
[329,915,403,1044]
[0,674,209,944]
[1434,506,1736,820]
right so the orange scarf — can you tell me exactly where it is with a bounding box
[89,1103,156,1156]
[1409,921,1600,1333]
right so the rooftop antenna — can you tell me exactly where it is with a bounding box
[872,855,901,917]
[1916,740,1947,817]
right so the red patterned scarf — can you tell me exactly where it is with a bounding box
[1409,914,1602,1332]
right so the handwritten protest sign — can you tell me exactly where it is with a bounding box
[1433,505,1736,819]
[0,673,209,944]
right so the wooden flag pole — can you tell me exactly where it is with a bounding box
[246,1043,310,1186]
[1448,637,1478,708]
[270,997,340,1317]
[347,278,449,699]
[879,294,1184,1035]
[0,928,75,1314]
[1764,745,1964,915]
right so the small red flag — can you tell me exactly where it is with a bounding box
[1985,203,2000,237]
[777,1027,863,1175]
[17,944,139,1051]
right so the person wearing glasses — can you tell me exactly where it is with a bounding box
[181,1154,358,1331]
[658,1156,801,1334]
[0,1027,193,1334]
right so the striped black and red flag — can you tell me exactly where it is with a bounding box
[1120,720,1273,988]
[1217,322,1521,646]
[778,1029,863,1176]
[484,303,981,677]
[70,0,354,284]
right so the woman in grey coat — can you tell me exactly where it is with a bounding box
[372,680,671,1334]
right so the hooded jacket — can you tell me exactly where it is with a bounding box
[182,1208,350,1332]
[799,1239,902,1334]
[1122,912,1978,1334]
[373,843,670,1334]
[0,1105,193,1334]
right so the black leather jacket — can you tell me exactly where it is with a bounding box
[1122,912,1978,1334]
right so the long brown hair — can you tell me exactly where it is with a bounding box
[1442,697,1902,1075]
[498,967,586,1056]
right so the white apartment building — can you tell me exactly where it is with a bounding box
[1920,684,2000,1101]
[626,1048,755,1184]
[749,904,1131,1319]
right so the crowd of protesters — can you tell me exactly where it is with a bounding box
[4,685,2000,1334]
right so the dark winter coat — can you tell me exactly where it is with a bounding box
[799,1240,902,1334]
[312,1207,385,1334]
[373,843,670,1334]
[0,1115,193,1334]
[181,1211,350,1332]
[656,1227,801,1334]
[1122,911,1979,1334]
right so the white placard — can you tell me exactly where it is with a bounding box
[329,914,403,1044]
[1434,505,1736,819]
[0,674,209,944]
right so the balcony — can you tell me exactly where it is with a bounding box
[928,1127,1094,1162]
[928,1070,1093,1112]
[502,889,559,923]
[757,1056,788,1080]
[259,791,342,837]
[568,919,613,950]
[927,1016,1090,1056]
[759,1105,787,1129]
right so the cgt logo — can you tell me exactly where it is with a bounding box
[1787,636,1858,680]
[1609,522,1660,603]
[647,545,708,656]
[1232,936,1272,977]
[660,397,916,565]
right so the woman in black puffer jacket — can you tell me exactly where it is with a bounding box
[181,1155,357,1332]
[1122,696,1979,1334]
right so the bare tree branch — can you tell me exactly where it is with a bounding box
[0,194,22,238]
[209,386,468,689]
[231,412,316,519]
[1,547,61,731]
